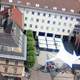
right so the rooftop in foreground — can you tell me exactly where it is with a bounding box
[0,26,26,60]
[1,0,80,14]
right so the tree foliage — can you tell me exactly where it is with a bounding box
[25,30,36,68]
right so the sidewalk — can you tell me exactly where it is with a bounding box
[37,51,74,80]
[30,52,51,80]
[30,50,75,80]
[30,69,51,80]
[53,71,74,80]
[37,51,56,66]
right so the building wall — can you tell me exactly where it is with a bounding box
[23,8,79,36]
[0,58,24,78]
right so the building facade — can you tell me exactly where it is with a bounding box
[0,2,27,79]
[1,0,80,36]
[0,0,80,79]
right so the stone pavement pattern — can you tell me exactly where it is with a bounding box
[30,69,51,80]
[52,72,74,80]
[30,50,75,80]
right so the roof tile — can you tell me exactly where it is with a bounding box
[1,0,80,13]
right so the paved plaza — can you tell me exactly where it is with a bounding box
[30,50,75,80]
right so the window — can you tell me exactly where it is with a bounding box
[62,29,65,32]
[51,28,54,31]
[71,17,74,21]
[38,12,40,15]
[25,17,27,20]
[31,18,34,21]
[46,27,49,30]
[39,32,45,36]
[5,67,8,73]
[62,8,66,11]
[70,9,74,13]
[60,16,62,19]
[26,2,31,6]
[15,61,18,66]
[36,19,39,22]
[67,30,70,33]
[35,25,38,28]
[73,31,76,34]
[53,7,57,10]
[64,23,67,26]
[43,13,46,16]
[41,26,43,29]
[17,0,21,3]
[42,19,44,23]
[69,23,72,27]
[65,16,68,20]
[58,22,61,25]
[32,11,34,15]
[47,33,53,37]
[24,23,27,26]
[44,6,48,8]
[57,28,60,31]
[14,67,17,74]
[9,0,13,2]
[54,15,57,18]
[76,32,79,34]
[53,21,56,24]
[76,18,80,21]
[30,24,32,27]
[49,14,51,17]
[26,10,29,14]
[55,35,61,38]
[36,4,39,7]
[47,20,50,24]
[75,25,80,28]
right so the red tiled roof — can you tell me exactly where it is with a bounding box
[10,6,24,31]
[1,0,80,13]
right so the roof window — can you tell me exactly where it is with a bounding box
[62,8,66,11]
[26,2,31,6]
[70,9,74,13]
[35,4,40,7]
[53,7,57,10]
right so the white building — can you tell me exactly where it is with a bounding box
[1,0,80,36]
[1,0,80,73]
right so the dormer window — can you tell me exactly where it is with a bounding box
[35,4,39,7]
[62,8,66,11]
[9,0,13,2]
[17,0,21,3]
[44,6,48,8]
[26,2,31,6]
[70,9,74,13]
[53,7,57,10]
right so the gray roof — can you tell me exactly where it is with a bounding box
[0,33,18,47]
[0,27,27,61]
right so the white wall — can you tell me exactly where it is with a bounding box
[23,8,79,36]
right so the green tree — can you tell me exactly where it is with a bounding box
[25,30,36,68]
